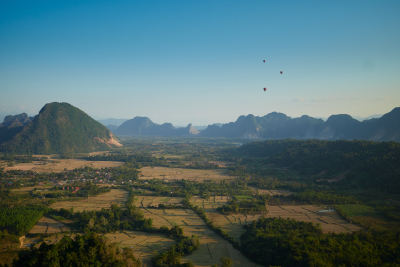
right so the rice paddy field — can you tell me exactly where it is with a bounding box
[136,203,259,267]
[105,231,175,267]
[190,195,361,235]
[139,166,233,182]
[50,189,128,211]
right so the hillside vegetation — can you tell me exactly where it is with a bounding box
[0,102,121,154]
[231,139,400,193]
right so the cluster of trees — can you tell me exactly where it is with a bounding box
[152,226,199,267]
[135,179,250,199]
[147,203,184,209]
[217,196,267,214]
[177,180,250,199]
[13,233,140,267]
[31,183,111,199]
[49,193,153,233]
[282,190,358,205]
[0,205,46,236]
[230,140,400,193]
[0,154,36,163]
[240,217,400,267]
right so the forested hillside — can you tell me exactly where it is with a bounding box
[231,140,400,193]
[0,102,121,154]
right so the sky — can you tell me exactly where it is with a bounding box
[1,0,400,125]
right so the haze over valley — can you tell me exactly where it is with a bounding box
[1,1,400,267]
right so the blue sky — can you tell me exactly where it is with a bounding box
[1,0,399,125]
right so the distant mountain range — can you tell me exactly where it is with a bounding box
[96,118,128,132]
[0,102,121,154]
[115,117,199,137]
[1,104,399,151]
[199,107,400,141]
[111,107,400,142]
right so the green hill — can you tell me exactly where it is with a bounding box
[0,102,121,154]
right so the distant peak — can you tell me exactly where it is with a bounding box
[327,114,357,122]
[263,112,290,120]
[39,102,72,112]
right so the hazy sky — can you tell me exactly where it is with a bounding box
[1,0,399,125]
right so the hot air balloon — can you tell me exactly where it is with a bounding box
[263,59,266,63]
[263,87,267,92]
[280,71,283,74]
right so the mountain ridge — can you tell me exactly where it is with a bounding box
[115,116,197,137]
[198,107,400,141]
[0,102,122,154]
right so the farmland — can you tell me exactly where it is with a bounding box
[138,207,260,267]
[1,139,400,266]
[190,195,360,240]
[139,166,233,182]
[105,231,174,267]
[3,158,123,173]
[28,216,71,234]
[50,189,128,211]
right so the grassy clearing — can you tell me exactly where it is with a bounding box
[139,167,233,182]
[50,189,128,212]
[105,231,174,267]
[4,159,123,173]
[335,204,399,231]
[266,205,361,233]
[335,204,377,217]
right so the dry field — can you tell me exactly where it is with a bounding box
[190,196,262,241]
[190,195,360,237]
[105,231,174,267]
[4,159,123,173]
[138,206,259,267]
[50,189,128,212]
[29,216,71,234]
[139,167,233,182]
[11,185,52,194]
[266,205,362,233]
[134,195,183,208]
